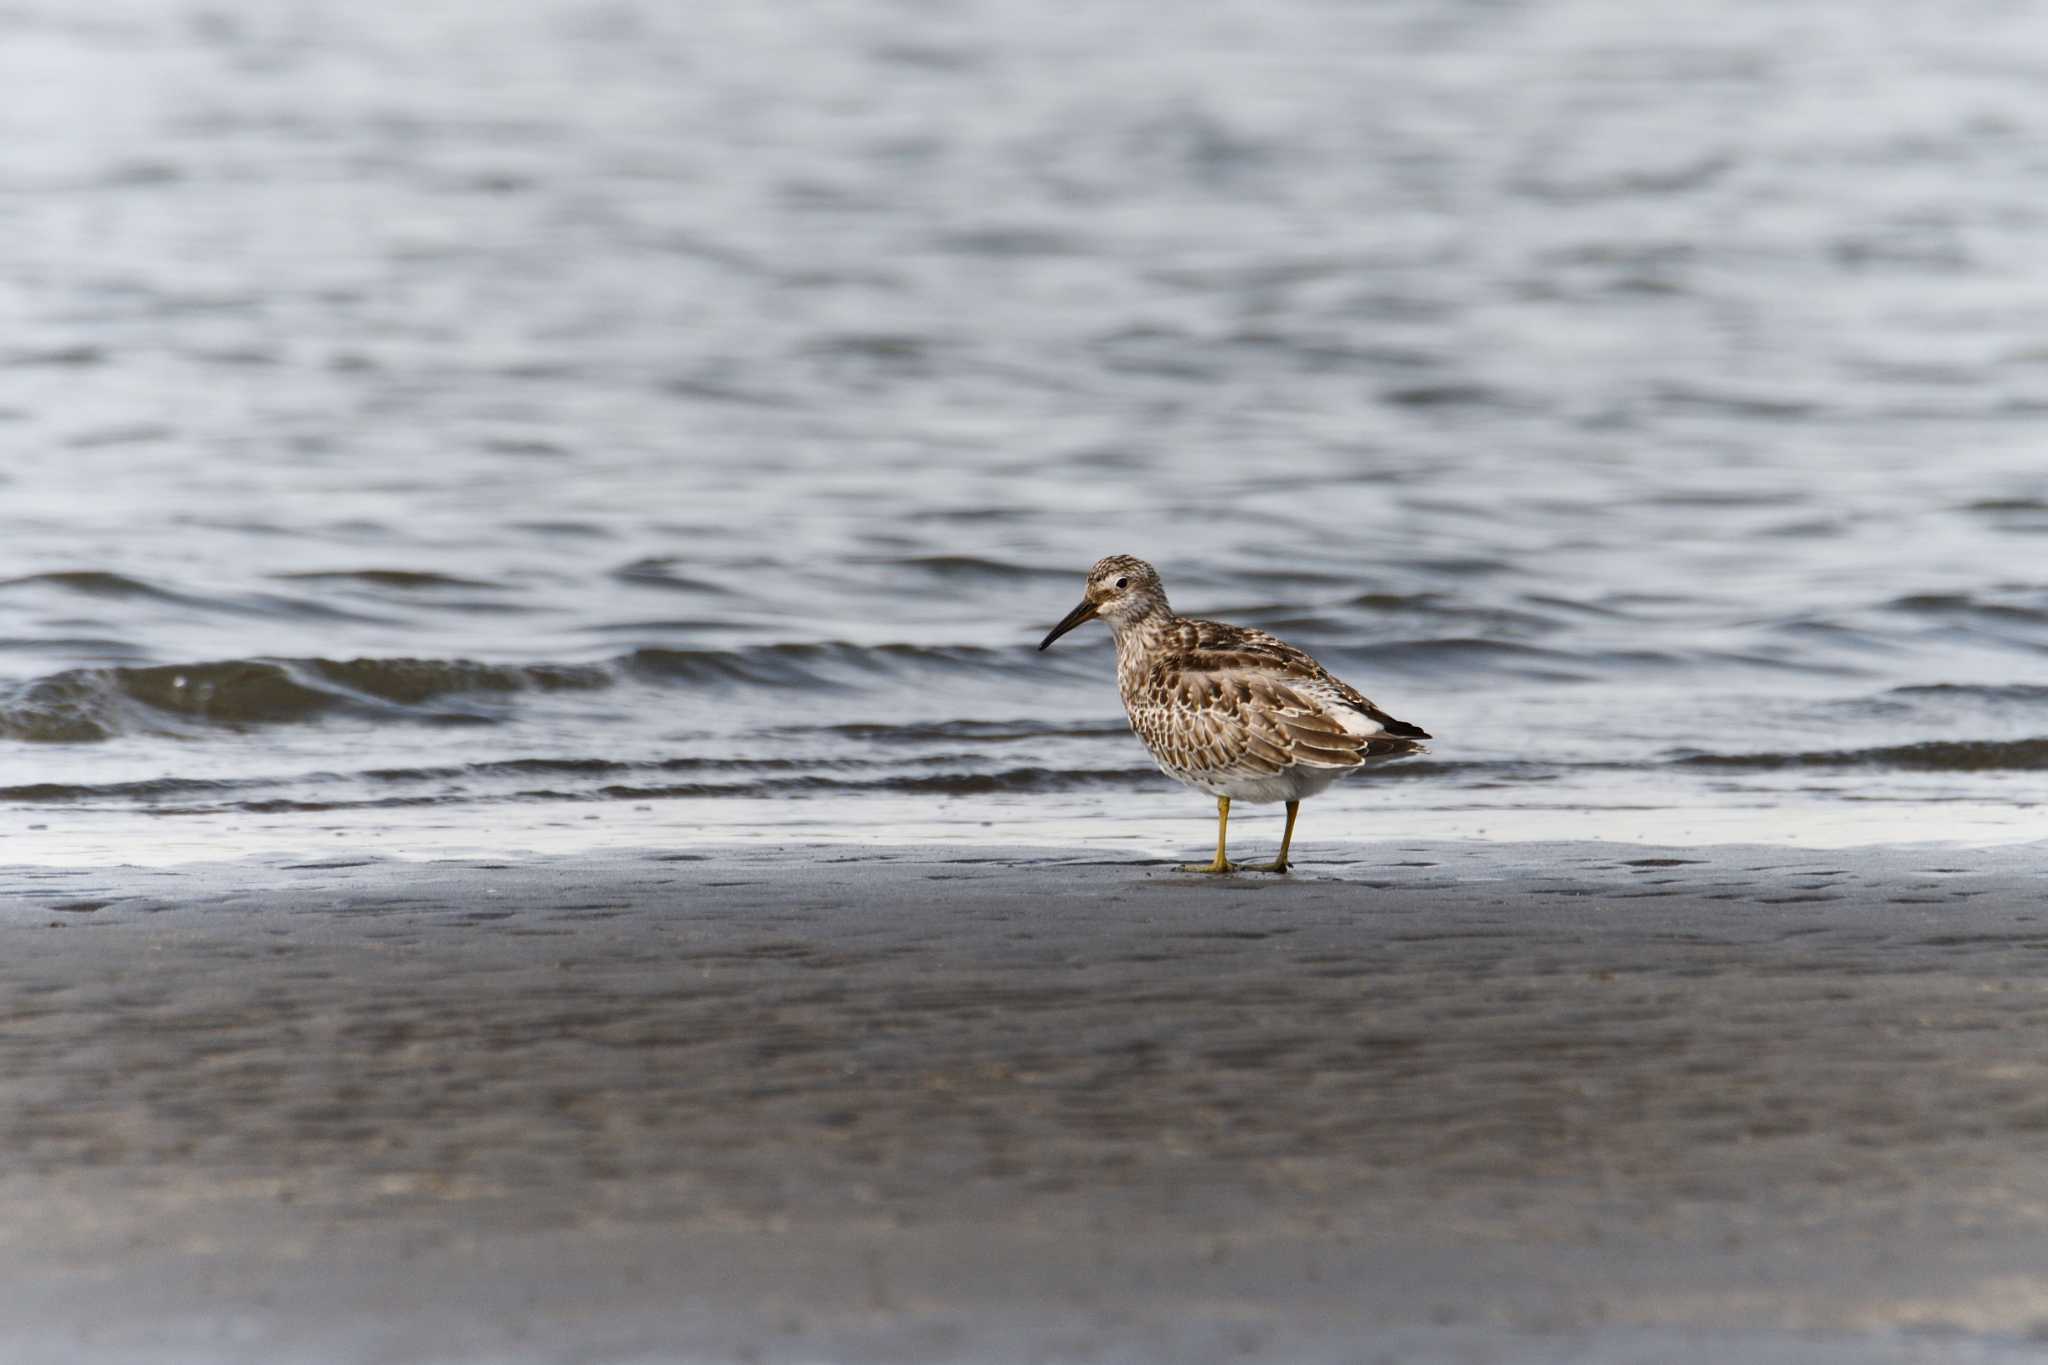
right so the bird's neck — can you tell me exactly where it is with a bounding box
[1107,601,1177,691]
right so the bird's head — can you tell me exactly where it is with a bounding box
[1038,555,1167,650]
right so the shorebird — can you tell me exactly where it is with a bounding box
[1039,555,1429,874]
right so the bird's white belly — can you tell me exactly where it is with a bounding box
[1157,760,1349,805]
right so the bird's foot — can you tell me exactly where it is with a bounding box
[1249,859,1291,874]
[1178,858,1242,875]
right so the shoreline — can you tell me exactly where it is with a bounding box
[6,840,2048,1362]
[4,787,2045,871]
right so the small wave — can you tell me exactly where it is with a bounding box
[1350,637,1595,680]
[373,754,979,782]
[276,570,501,590]
[0,571,399,624]
[363,756,1469,807]
[1348,592,1447,611]
[809,331,934,362]
[0,635,150,660]
[1887,593,2048,625]
[0,571,178,600]
[883,555,1072,580]
[1693,648,1872,678]
[87,768,1176,814]
[1204,607,1352,636]
[4,344,105,368]
[0,751,1500,812]
[587,767,1166,800]
[68,424,176,450]
[583,617,769,636]
[800,719,1133,744]
[1653,383,1820,419]
[178,796,450,816]
[0,776,247,802]
[312,658,609,704]
[1342,593,1562,636]
[1513,155,1732,204]
[1223,329,1439,374]
[1888,683,2048,704]
[610,558,732,593]
[905,506,1031,525]
[1519,593,1639,620]
[1638,488,1793,509]
[657,374,783,407]
[624,641,1013,689]
[1675,738,2048,772]
[1378,382,1518,410]
[1412,557,1516,578]
[0,658,613,742]
[935,226,1083,258]
[513,520,614,540]
[0,640,1064,740]
[1963,498,2048,514]
[479,437,571,458]
[0,752,1014,803]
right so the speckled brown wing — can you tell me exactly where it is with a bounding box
[1176,620,1432,741]
[1125,647,1426,783]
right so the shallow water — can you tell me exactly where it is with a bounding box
[3,0,2046,859]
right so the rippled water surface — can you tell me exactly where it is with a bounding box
[4,0,2046,858]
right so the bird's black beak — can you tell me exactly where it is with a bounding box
[1038,598,1099,651]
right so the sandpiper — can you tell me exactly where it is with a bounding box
[1039,555,1430,873]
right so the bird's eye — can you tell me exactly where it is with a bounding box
[1114,576,1128,589]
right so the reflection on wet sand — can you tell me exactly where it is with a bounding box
[7,843,2048,1361]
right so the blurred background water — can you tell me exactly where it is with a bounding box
[3,0,2045,860]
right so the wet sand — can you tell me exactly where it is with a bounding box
[5,840,2048,1363]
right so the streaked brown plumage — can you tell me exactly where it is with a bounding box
[1039,554,1429,873]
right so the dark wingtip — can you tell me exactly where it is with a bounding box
[1348,697,1430,740]
[1375,713,1431,740]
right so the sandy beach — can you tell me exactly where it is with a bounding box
[5,840,2048,1362]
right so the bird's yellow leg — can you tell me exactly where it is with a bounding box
[1180,796,1240,874]
[1252,800,1299,874]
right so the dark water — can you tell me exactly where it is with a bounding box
[3,0,2046,858]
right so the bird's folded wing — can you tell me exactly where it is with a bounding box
[1139,653,1426,772]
